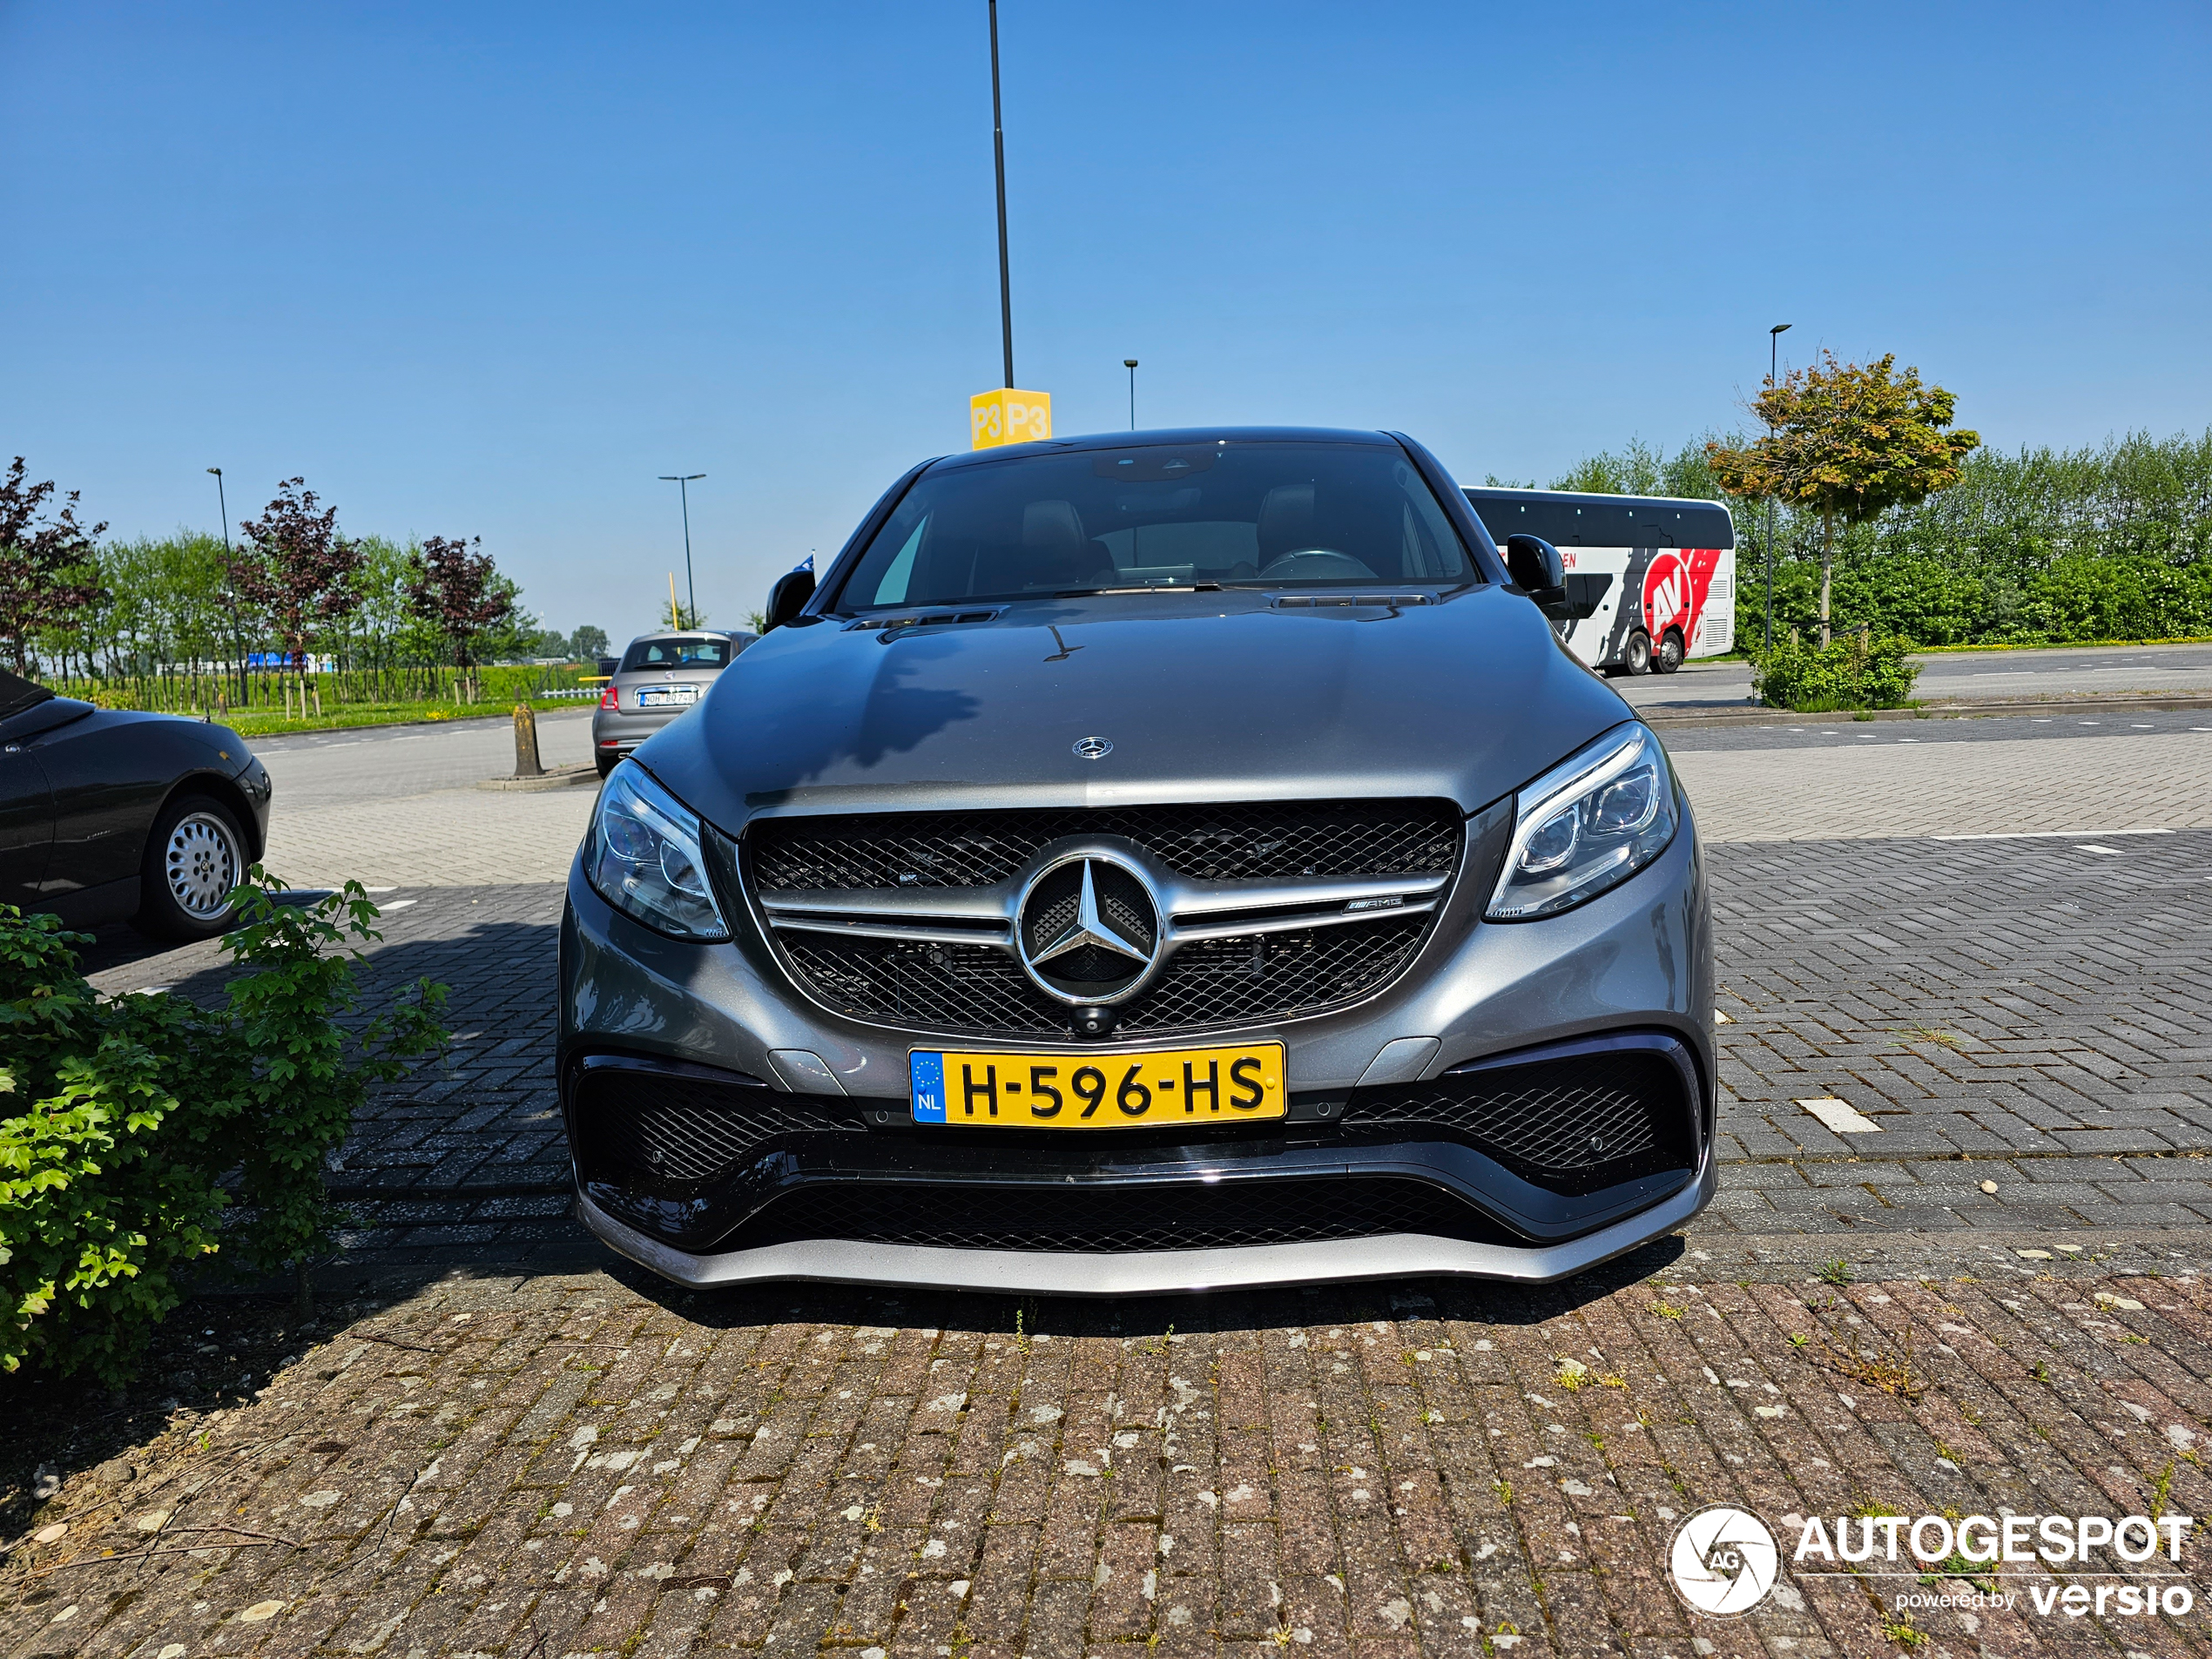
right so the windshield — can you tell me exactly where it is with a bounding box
[833,441,1475,610]
[620,636,732,671]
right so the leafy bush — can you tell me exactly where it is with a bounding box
[0,878,446,1385]
[1750,630,1922,712]
[0,915,245,1386]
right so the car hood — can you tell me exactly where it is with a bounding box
[637,587,1635,835]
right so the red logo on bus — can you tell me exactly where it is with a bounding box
[1643,550,1723,642]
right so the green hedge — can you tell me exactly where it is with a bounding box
[1555,429,2212,650]
[1750,631,1922,712]
[0,881,445,1385]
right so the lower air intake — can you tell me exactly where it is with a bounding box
[570,1060,862,1194]
[734,1177,1510,1252]
[1341,1043,1696,1196]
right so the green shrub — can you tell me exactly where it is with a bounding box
[0,915,246,1386]
[1750,630,1922,711]
[0,877,447,1384]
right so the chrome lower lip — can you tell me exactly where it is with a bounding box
[571,1152,1716,1296]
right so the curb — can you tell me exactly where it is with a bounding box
[1642,691,2212,729]
[475,764,600,792]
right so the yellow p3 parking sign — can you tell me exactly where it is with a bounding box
[970,387,1052,449]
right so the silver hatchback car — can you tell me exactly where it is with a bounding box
[592,631,756,776]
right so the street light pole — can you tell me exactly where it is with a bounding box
[988,0,1015,388]
[1764,323,1792,654]
[1124,360,1138,430]
[658,474,705,625]
[206,467,243,704]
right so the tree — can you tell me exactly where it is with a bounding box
[0,457,106,674]
[405,534,516,667]
[233,478,365,664]
[569,624,609,660]
[661,596,706,631]
[1708,352,1980,643]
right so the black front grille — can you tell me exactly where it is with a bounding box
[571,1063,863,1192]
[749,799,1460,891]
[737,1177,1509,1252]
[780,915,1428,1037]
[1343,1048,1694,1195]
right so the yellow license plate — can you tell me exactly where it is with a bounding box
[910,1042,1286,1129]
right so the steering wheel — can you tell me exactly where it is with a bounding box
[1255,549,1379,582]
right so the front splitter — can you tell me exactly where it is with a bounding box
[574,1154,1716,1296]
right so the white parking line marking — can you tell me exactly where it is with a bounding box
[1797,1097,1881,1134]
[1932,828,2175,840]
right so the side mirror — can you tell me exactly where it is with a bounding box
[764,568,816,632]
[1504,534,1568,608]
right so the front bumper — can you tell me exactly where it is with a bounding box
[575,1149,1716,1293]
[559,788,1715,1288]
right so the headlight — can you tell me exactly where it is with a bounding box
[586,761,730,941]
[1487,723,1679,921]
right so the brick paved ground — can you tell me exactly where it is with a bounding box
[10,1251,2212,1659]
[1669,729,2212,841]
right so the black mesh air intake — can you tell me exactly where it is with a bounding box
[749,799,1460,891]
[570,1059,863,1194]
[735,1177,1511,1252]
[1341,1045,1695,1196]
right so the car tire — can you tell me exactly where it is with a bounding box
[1655,629,1685,674]
[132,793,248,941]
[1622,631,1654,676]
[597,755,618,778]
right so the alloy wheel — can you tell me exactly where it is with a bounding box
[165,812,240,920]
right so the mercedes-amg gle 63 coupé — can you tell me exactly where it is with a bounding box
[559,427,1714,1293]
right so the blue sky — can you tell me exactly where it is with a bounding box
[6,2,2208,644]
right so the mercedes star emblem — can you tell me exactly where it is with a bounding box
[1071,735,1113,759]
[1015,852,1163,1004]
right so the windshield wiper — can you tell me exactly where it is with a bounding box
[1054,582,1224,598]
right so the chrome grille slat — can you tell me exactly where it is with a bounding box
[747,800,1460,1038]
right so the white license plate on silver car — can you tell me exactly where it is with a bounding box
[637,685,698,708]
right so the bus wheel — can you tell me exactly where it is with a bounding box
[1622,631,1653,675]
[1655,628,1685,674]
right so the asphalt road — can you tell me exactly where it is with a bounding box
[251,705,596,810]
[1615,638,2212,714]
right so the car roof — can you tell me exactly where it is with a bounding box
[624,631,749,645]
[921,425,1400,475]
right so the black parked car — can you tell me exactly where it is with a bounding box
[0,670,273,940]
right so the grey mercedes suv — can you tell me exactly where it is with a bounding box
[559,428,1715,1293]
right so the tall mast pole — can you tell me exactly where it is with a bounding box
[989,0,1015,388]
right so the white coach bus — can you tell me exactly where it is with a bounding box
[1463,487,1737,676]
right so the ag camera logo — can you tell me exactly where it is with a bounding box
[1670,1506,1780,1615]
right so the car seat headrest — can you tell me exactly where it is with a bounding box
[1022,500,1085,555]
[1256,483,1316,561]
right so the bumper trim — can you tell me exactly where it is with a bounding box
[574,1147,1716,1295]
